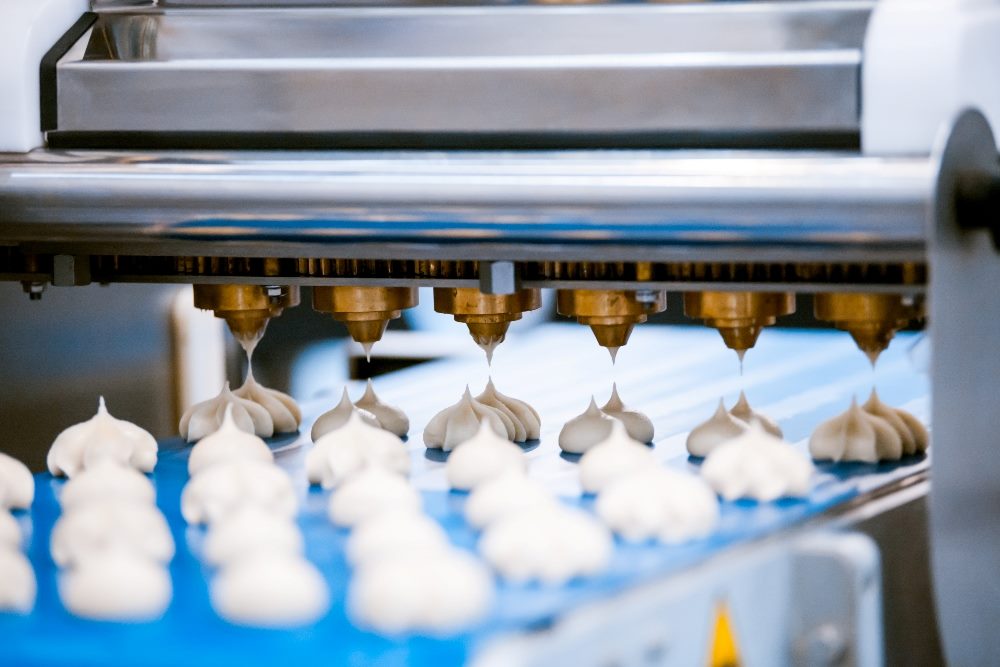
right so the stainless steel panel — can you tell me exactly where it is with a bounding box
[57,3,869,136]
[929,110,1000,666]
[0,149,931,262]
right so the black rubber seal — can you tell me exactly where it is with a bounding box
[40,12,97,133]
[44,130,861,152]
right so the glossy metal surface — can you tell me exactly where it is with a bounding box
[0,149,933,263]
[57,3,869,138]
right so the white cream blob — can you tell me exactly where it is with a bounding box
[578,420,656,494]
[464,471,557,530]
[59,548,171,621]
[348,547,493,635]
[862,390,929,456]
[600,384,654,443]
[48,397,158,478]
[311,388,382,442]
[0,452,34,510]
[809,396,905,463]
[729,391,783,438]
[232,369,302,434]
[59,459,156,510]
[0,548,36,613]
[446,422,527,491]
[596,468,720,543]
[179,381,274,443]
[475,379,541,442]
[210,552,329,627]
[0,512,22,550]
[479,504,613,585]
[327,467,421,528]
[181,459,297,525]
[702,422,813,501]
[423,387,511,450]
[354,380,410,437]
[686,400,750,458]
[203,505,305,567]
[188,404,274,476]
[306,411,410,489]
[558,398,617,454]
[50,501,174,568]
[345,511,449,567]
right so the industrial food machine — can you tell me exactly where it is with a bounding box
[2,0,1000,664]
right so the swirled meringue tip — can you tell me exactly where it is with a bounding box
[686,399,749,458]
[729,391,782,439]
[558,397,615,454]
[188,404,274,477]
[423,385,512,450]
[233,368,302,432]
[311,387,381,441]
[354,379,409,437]
[48,397,158,478]
[180,381,274,442]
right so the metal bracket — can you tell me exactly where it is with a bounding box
[479,261,519,296]
[52,254,92,286]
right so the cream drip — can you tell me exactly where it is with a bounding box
[0,549,36,613]
[203,505,304,567]
[476,379,541,442]
[578,420,655,494]
[423,387,511,451]
[59,547,171,621]
[348,547,493,634]
[311,388,381,441]
[686,400,750,458]
[0,452,34,510]
[729,391,782,438]
[306,411,411,489]
[701,422,813,501]
[188,404,274,476]
[50,501,175,568]
[232,369,301,434]
[345,510,449,567]
[479,504,613,584]
[809,397,905,463]
[210,552,329,627]
[48,397,158,478]
[354,380,410,437]
[181,458,297,525]
[600,384,654,443]
[557,398,616,454]
[59,459,155,510]
[596,467,720,544]
[327,467,421,528]
[446,422,527,491]
[179,382,274,442]
[862,390,929,456]
[464,471,557,529]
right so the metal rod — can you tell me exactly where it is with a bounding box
[0,149,935,261]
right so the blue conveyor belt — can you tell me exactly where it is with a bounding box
[0,325,929,667]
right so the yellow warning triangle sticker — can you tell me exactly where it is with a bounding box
[708,602,742,667]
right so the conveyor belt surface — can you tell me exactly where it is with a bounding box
[0,324,929,667]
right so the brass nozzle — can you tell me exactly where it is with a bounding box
[684,291,795,352]
[433,287,541,349]
[193,284,300,349]
[814,293,922,364]
[556,289,667,350]
[312,286,418,345]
